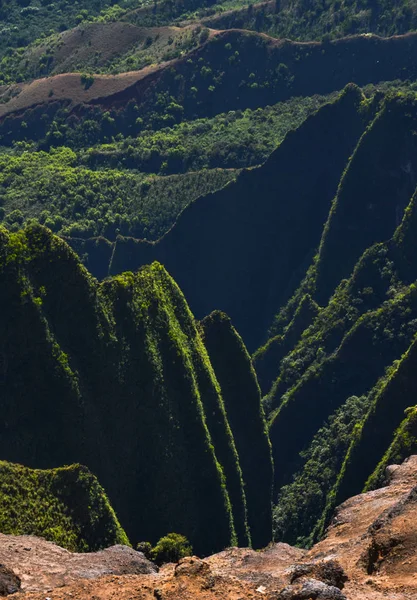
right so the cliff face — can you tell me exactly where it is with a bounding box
[92,89,417,552]
[262,95,417,547]
[200,311,273,549]
[0,224,271,554]
[109,86,369,351]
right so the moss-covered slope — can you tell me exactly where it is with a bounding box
[260,95,417,548]
[254,294,320,396]
[0,224,270,554]
[200,311,273,549]
[0,461,129,552]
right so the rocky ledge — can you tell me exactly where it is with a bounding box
[2,456,417,600]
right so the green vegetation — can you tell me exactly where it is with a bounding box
[272,395,369,547]
[97,86,417,552]
[0,24,208,84]
[0,461,129,551]
[365,406,417,490]
[201,311,273,548]
[0,146,236,240]
[150,532,193,565]
[3,0,417,560]
[253,93,417,548]
[0,223,275,554]
[108,85,369,349]
[0,0,146,64]
[203,0,417,41]
[0,94,331,243]
[254,294,320,396]
[83,94,332,171]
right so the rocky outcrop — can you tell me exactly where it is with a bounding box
[3,456,417,599]
[0,536,156,593]
[0,565,20,596]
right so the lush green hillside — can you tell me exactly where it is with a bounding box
[0,461,129,551]
[3,0,417,561]
[108,86,369,349]
[200,311,273,548]
[94,87,417,551]
[0,93,330,242]
[0,147,236,241]
[256,94,417,547]
[0,223,274,553]
[203,0,417,41]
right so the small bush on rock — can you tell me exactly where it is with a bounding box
[150,533,192,565]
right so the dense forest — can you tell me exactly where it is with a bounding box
[1,0,417,560]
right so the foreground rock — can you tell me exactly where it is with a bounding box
[2,456,417,599]
[307,455,417,599]
[0,565,20,596]
[0,537,156,593]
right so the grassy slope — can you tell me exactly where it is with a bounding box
[0,23,208,84]
[0,0,147,61]
[0,462,129,551]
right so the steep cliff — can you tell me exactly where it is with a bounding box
[0,224,270,554]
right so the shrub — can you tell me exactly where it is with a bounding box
[150,533,192,565]
[136,540,152,559]
[80,73,95,90]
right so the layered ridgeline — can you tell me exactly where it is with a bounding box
[0,224,272,554]
[0,462,128,552]
[3,28,417,250]
[256,93,417,546]
[202,0,417,41]
[101,87,417,548]
[4,30,417,149]
[108,85,371,350]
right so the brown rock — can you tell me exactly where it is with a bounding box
[0,564,20,596]
[289,560,347,589]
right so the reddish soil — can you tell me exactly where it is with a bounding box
[1,456,416,599]
[0,66,167,119]
[2,28,417,123]
[24,23,198,77]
